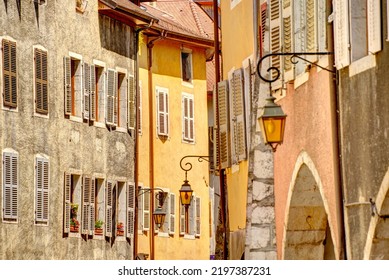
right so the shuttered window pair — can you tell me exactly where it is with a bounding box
[182,94,195,143]
[154,190,176,235]
[213,69,247,169]
[156,87,169,136]
[180,195,201,237]
[333,0,381,69]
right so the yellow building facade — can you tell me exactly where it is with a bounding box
[134,2,214,260]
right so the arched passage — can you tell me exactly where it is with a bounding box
[364,167,389,260]
[282,152,336,259]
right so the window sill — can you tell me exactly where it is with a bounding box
[181,81,194,89]
[69,115,83,123]
[294,72,310,89]
[93,234,104,240]
[182,139,195,144]
[94,122,106,129]
[116,127,128,133]
[157,232,170,238]
[2,106,18,113]
[34,112,49,119]
[349,55,376,77]
[182,234,196,240]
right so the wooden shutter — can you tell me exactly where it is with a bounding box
[169,193,175,234]
[105,181,113,237]
[89,178,95,234]
[179,204,185,235]
[35,49,48,114]
[143,189,150,231]
[3,40,17,108]
[259,3,267,58]
[127,182,135,238]
[138,186,143,231]
[83,62,90,120]
[270,0,281,81]
[64,172,71,233]
[195,197,201,237]
[294,0,307,75]
[113,72,118,126]
[82,176,91,234]
[217,81,230,169]
[189,196,195,235]
[230,69,246,163]
[106,69,115,126]
[212,87,220,170]
[90,64,96,121]
[98,69,105,122]
[333,0,350,69]
[3,152,18,220]
[63,56,72,115]
[128,75,136,130]
[36,157,49,223]
[157,89,169,136]
[368,0,382,54]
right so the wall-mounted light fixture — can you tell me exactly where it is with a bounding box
[256,52,334,152]
[138,187,167,229]
[179,155,210,207]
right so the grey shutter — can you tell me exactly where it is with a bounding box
[212,87,220,170]
[127,182,135,238]
[90,64,96,121]
[89,178,95,234]
[106,69,115,125]
[113,72,118,126]
[83,62,90,120]
[64,173,71,233]
[82,176,91,234]
[333,0,350,69]
[143,190,150,231]
[367,0,382,54]
[3,152,18,220]
[105,181,113,237]
[36,157,49,223]
[128,75,136,130]
[195,197,201,237]
[64,57,72,115]
[180,204,185,235]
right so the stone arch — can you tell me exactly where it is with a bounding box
[364,167,389,260]
[282,151,338,259]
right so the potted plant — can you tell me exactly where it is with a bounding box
[70,218,80,232]
[71,203,79,216]
[94,220,104,235]
[117,222,124,236]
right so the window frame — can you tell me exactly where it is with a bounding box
[64,52,83,121]
[180,49,193,84]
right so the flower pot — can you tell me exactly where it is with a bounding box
[70,225,79,233]
[117,230,124,236]
[95,228,103,235]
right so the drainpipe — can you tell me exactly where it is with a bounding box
[133,20,154,260]
[147,33,165,260]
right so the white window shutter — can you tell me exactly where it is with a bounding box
[270,0,281,83]
[317,0,327,52]
[63,57,72,115]
[3,152,18,221]
[82,176,91,234]
[179,204,185,235]
[106,69,115,126]
[157,89,169,136]
[169,193,175,234]
[35,157,49,223]
[183,96,189,140]
[105,181,113,237]
[98,70,106,122]
[143,190,150,231]
[89,178,95,234]
[138,81,142,133]
[90,64,96,121]
[195,197,201,237]
[162,192,169,232]
[113,72,118,126]
[368,0,382,54]
[127,182,135,238]
[294,0,307,75]
[189,196,195,235]
[83,63,90,120]
[128,75,136,130]
[217,81,230,169]
[333,0,350,69]
[64,173,71,233]
[189,98,194,141]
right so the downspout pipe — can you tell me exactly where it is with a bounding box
[133,20,154,260]
[147,33,166,260]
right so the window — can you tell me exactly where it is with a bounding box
[63,173,81,234]
[117,181,126,237]
[35,156,49,225]
[117,72,127,129]
[154,190,175,235]
[128,75,141,133]
[95,66,105,123]
[34,48,48,114]
[182,93,195,143]
[127,183,135,239]
[180,195,201,237]
[64,56,82,118]
[105,180,116,237]
[2,39,17,108]
[3,150,18,222]
[83,63,96,121]
[156,87,169,136]
[94,178,105,236]
[181,51,192,83]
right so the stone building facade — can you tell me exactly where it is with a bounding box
[0,1,138,259]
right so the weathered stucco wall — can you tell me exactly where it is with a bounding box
[338,2,389,258]
[0,1,135,259]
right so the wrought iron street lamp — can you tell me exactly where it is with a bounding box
[256,52,334,151]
